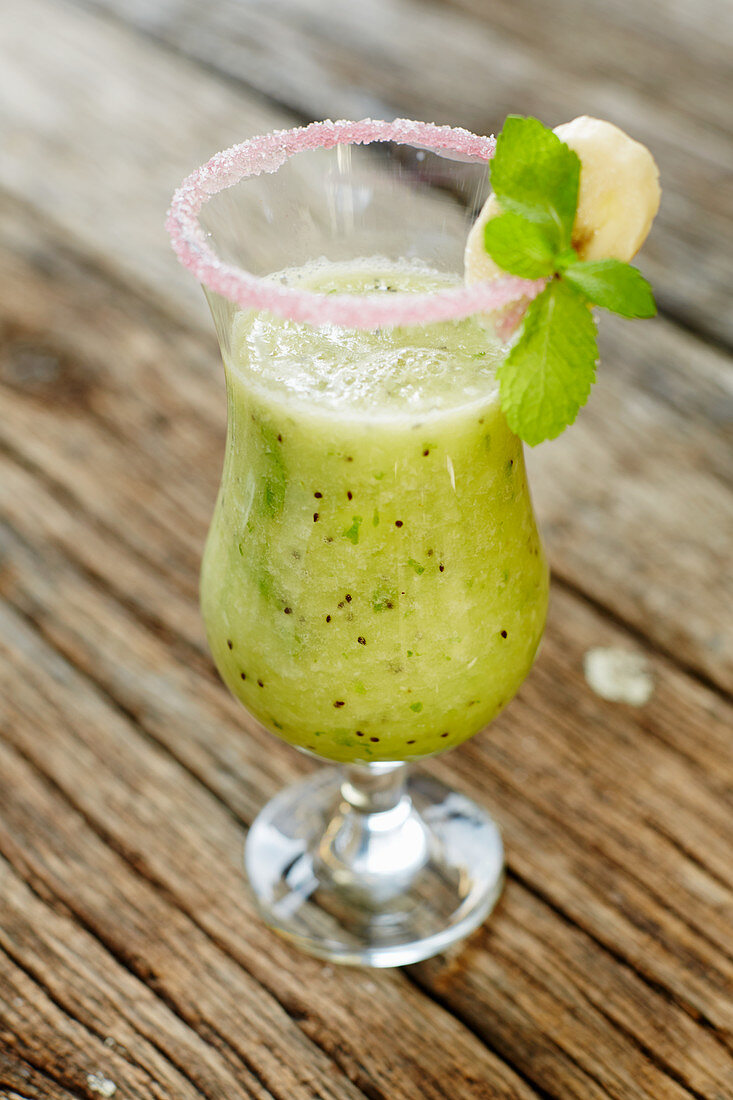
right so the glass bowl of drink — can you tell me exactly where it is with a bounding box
[167,119,548,966]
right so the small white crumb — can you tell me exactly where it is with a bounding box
[103,1037,116,1048]
[583,647,654,706]
[87,1074,117,1098]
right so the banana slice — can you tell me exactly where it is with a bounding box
[465,116,661,290]
[553,116,661,261]
[464,193,504,285]
[464,193,533,340]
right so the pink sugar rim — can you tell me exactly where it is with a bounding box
[165,118,545,329]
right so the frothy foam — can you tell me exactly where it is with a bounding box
[229,259,504,416]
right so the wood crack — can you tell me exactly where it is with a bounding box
[0,1051,90,1100]
[195,1020,285,1100]
[468,741,733,969]
[402,970,559,1100]
[507,868,733,1058]
[405,968,559,1095]
[409,918,714,1100]
[123,1023,236,1100]
[0,935,166,1096]
[644,818,733,894]
[0,811,269,1100]
[0,1048,87,1100]
[579,992,712,1100]
[650,299,733,358]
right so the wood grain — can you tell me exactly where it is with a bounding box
[67,0,733,347]
[1,2,732,1097]
[0,195,732,1096]
[0,0,287,328]
[0,753,374,1100]
[2,526,732,1098]
[0,1052,92,1100]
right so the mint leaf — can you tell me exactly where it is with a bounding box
[490,116,580,250]
[483,114,658,443]
[562,259,657,318]
[498,280,598,446]
[484,213,556,278]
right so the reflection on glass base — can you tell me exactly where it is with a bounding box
[245,768,504,967]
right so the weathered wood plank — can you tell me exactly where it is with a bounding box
[0,213,731,1092]
[0,1052,91,1100]
[0,0,288,329]
[526,311,733,691]
[6,501,733,1023]
[1,511,732,1098]
[443,0,733,134]
[0,754,377,1100]
[1,901,230,1100]
[0,5,731,1096]
[0,608,539,1100]
[67,0,733,346]
[415,879,733,1100]
[0,0,459,333]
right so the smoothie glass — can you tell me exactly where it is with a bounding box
[167,120,549,966]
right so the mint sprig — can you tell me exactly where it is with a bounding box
[485,115,656,445]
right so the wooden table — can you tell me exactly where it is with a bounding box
[1,1,731,1097]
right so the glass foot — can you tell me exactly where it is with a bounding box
[244,766,504,967]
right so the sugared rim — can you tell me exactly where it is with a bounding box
[165,118,544,329]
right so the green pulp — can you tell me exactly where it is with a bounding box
[201,261,549,762]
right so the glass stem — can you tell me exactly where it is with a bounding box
[314,762,429,906]
[340,761,408,813]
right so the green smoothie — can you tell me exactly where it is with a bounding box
[201,260,548,763]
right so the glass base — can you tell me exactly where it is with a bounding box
[244,767,504,967]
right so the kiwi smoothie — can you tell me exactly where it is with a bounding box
[201,260,548,763]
